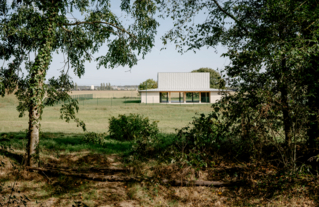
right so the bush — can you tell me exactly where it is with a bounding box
[82,132,106,146]
[108,114,159,141]
[160,113,227,168]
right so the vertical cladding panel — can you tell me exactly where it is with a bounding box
[147,92,159,103]
[158,73,210,89]
[142,92,159,103]
[142,92,146,103]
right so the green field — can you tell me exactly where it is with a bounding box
[0,94,213,133]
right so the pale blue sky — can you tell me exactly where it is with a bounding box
[4,0,230,86]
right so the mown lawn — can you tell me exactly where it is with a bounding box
[0,94,212,133]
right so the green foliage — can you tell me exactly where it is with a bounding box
[82,132,107,146]
[109,113,159,141]
[138,79,158,90]
[191,67,225,89]
[158,0,319,170]
[164,113,225,167]
[0,0,159,165]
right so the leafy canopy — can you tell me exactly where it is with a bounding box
[157,0,319,148]
[138,78,158,90]
[0,0,159,126]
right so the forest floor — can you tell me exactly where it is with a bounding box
[1,133,318,207]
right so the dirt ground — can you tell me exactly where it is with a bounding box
[0,150,316,207]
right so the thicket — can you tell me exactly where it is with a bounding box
[141,0,319,175]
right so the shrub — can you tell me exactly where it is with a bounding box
[82,132,106,146]
[108,113,159,141]
[161,113,227,168]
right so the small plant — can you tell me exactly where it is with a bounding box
[82,132,106,146]
[108,113,159,141]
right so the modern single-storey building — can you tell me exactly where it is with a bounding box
[139,72,230,104]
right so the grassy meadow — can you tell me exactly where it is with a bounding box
[0,91,213,133]
[70,90,140,98]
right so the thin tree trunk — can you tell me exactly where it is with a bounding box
[280,58,292,147]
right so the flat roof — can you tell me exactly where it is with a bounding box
[139,88,231,92]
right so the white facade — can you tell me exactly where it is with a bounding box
[141,91,160,103]
[139,72,230,104]
[210,91,221,103]
[158,72,210,89]
[90,85,94,90]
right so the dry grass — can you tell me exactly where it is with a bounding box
[0,151,316,207]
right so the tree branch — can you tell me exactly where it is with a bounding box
[27,166,242,187]
[211,0,249,34]
[63,21,138,42]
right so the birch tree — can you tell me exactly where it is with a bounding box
[0,0,158,166]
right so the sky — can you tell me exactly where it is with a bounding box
[3,0,230,86]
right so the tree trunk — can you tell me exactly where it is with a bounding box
[280,58,292,147]
[26,101,41,167]
[26,31,53,167]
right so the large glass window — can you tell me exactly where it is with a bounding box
[201,92,210,103]
[171,92,183,103]
[160,92,168,103]
[193,93,199,102]
[186,92,199,103]
[186,92,193,102]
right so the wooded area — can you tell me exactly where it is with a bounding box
[1,0,319,206]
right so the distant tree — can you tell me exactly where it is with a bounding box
[75,83,78,90]
[138,79,157,90]
[191,68,225,89]
[107,83,112,90]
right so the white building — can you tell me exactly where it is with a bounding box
[139,72,230,104]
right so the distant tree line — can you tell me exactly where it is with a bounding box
[100,83,112,90]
